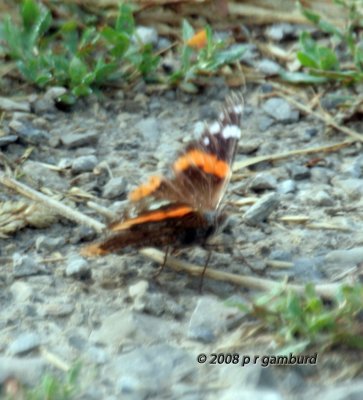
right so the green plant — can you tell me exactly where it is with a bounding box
[169,20,246,90]
[232,283,363,352]
[1,0,159,104]
[283,0,363,83]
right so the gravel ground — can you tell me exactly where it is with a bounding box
[1,80,363,399]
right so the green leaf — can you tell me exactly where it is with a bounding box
[115,3,135,34]
[72,84,92,97]
[3,16,23,59]
[317,46,339,70]
[69,56,88,85]
[182,19,194,42]
[279,70,328,83]
[60,20,79,54]
[297,51,319,68]
[21,0,40,31]
[93,60,118,83]
[101,26,130,57]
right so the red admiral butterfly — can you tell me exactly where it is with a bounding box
[82,94,243,272]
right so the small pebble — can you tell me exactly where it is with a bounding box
[43,302,74,317]
[308,190,334,207]
[324,247,363,265]
[65,256,92,280]
[135,117,160,144]
[262,98,299,123]
[287,164,311,180]
[8,333,42,355]
[188,297,242,342]
[244,193,279,225]
[249,173,277,191]
[0,97,30,112]
[9,119,49,145]
[60,131,99,148]
[0,135,18,147]
[72,155,98,173]
[12,253,43,277]
[10,281,33,303]
[35,236,66,252]
[0,357,45,385]
[277,179,296,194]
[265,23,296,41]
[133,26,158,46]
[103,177,128,199]
[257,59,281,76]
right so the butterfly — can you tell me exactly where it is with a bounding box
[81,93,243,279]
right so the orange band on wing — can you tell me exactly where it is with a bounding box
[129,175,162,202]
[110,205,193,231]
[173,150,229,178]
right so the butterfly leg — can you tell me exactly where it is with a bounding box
[198,250,212,293]
[153,246,170,278]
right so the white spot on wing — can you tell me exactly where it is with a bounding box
[203,136,210,146]
[209,121,220,135]
[222,124,241,139]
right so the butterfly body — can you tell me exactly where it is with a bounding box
[82,94,243,257]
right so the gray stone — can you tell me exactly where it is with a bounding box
[0,357,45,385]
[0,97,30,112]
[188,296,242,342]
[23,160,69,191]
[238,139,261,154]
[269,250,293,262]
[239,44,259,64]
[89,310,179,347]
[103,177,128,199]
[258,116,274,131]
[310,167,333,184]
[262,98,299,123]
[8,332,42,355]
[129,280,149,298]
[9,119,50,145]
[110,345,195,398]
[293,257,324,281]
[58,158,72,169]
[43,302,74,317]
[135,117,160,144]
[277,179,296,194]
[287,164,311,180]
[304,381,363,400]
[65,256,91,280]
[60,131,99,148]
[32,87,67,114]
[266,23,296,41]
[10,281,33,303]
[72,155,98,173]
[332,178,363,200]
[324,247,363,266]
[12,253,43,277]
[257,59,281,76]
[349,155,363,178]
[0,135,18,147]
[87,346,109,365]
[244,193,279,225]
[133,26,158,46]
[249,173,277,191]
[35,235,66,252]
[306,190,334,207]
